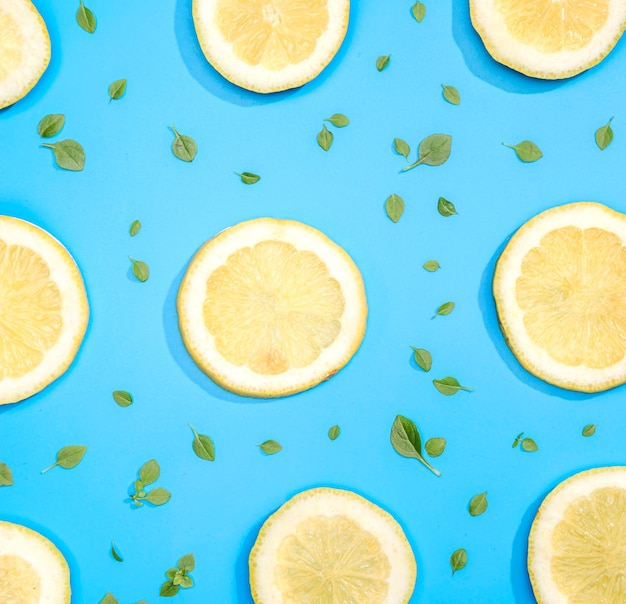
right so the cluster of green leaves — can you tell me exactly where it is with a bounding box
[38,113,86,171]
[512,432,538,452]
[160,553,196,596]
[130,459,171,507]
[317,113,349,151]
[42,446,87,474]
[390,414,441,477]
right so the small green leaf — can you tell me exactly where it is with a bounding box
[258,440,282,455]
[41,140,85,171]
[503,140,543,162]
[324,113,350,127]
[441,84,460,105]
[595,118,614,150]
[410,347,432,372]
[403,134,452,171]
[179,575,193,589]
[129,257,149,282]
[37,114,65,138]
[0,462,13,486]
[189,424,215,461]
[160,580,180,597]
[425,437,446,457]
[144,487,171,506]
[112,390,133,407]
[376,54,390,71]
[385,194,405,223]
[328,425,341,440]
[432,376,472,396]
[512,432,524,448]
[412,1,426,22]
[76,0,96,33]
[450,548,467,575]
[108,79,127,101]
[433,301,455,318]
[42,445,87,473]
[423,260,440,272]
[139,459,160,485]
[317,124,333,151]
[236,171,261,185]
[390,414,440,476]
[170,125,197,162]
[582,424,597,437]
[178,553,195,572]
[393,138,411,160]
[111,541,123,562]
[521,437,539,452]
[129,220,142,236]
[165,568,178,580]
[437,197,458,217]
[469,492,488,516]
[99,594,119,604]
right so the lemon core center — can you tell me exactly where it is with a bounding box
[0,554,42,603]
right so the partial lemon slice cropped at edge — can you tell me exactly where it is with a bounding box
[249,487,417,604]
[0,520,71,602]
[177,218,367,398]
[0,216,89,405]
[493,202,626,393]
[528,466,626,603]
[0,0,51,109]
[470,0,626,79]
[192,0,350,93]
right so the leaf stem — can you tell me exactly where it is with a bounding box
[41,462,58,474]
[170,124,180,138]
[420,458,441,477]
[401,156,425,172]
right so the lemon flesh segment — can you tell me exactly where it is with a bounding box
[493,202,626,392]
[0,0,51,109]
[192,0,350,93]
[249,487,416,604]
[177,218,367,398]
[0,216,89,405]
[470,0,626,79]
[528,467,626,604]
[0,520,71,603]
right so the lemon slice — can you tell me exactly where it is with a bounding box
[0,520,71,603]
[249,487,416,603]
[0,216,89,405]
[0,0,51,109]
[177,218,367,398]
[528,466,626,604]
[493,202,626,392]
[192,0,350,93]
[470,0,626,79]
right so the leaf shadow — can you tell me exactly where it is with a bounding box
[510,492,542,603]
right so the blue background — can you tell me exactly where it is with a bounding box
[1,0,626,602]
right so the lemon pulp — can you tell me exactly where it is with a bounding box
[0,554,42,603]
[0,9,23,82]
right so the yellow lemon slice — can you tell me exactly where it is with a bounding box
[470,0,626,79]
[0,520,71,603]
[0,0,51,109]
[249,487,417,603]
[192,0,350,93]
[177,218,367,398]
[493,202,626,392]
[0,216,89,405]
[528,466,626,603]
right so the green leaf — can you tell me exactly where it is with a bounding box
[393,138,411,160]
[412,1,426,22]
[521,437,539,452]
[403,134,452,171]
[325,113,350,127]
[236,171,261,185]
[76,0,96,33]
[129,220,142,236]
[410,347,432,372]
[108,79,127,101]
[129,257,149,282]
[582,424,597,437]
[385,194,405,223]
[258,440,282,455]
[0,462,13,486]
[390,414,440,476]
[42,445,87,473]
[376,54,390,71]
[99,594,119,604]
[111,541,123,562]
[328,425,341,440]
[469,492,488,516]
[425,437,446,457]
[441,84,460,105]
[138,459,160,485]
[423,260,440,272]
[512,432,524,448]
[189,424,215,461]
[450,548,467,575]
[165,568,178,580]
[503,140,543,162]
[317,124,333,151]
[170,125,197,162]
[437,197,458,217]
[433,301,455,318]
[595,118,614,150]
[179,574,193,588]
[178,553,195,571]
[112,390,133,407]
[432,376,472,396]
[160,580,180,597]
[144,487,171,506]
[37,114,65,138]
[41,139,85,171]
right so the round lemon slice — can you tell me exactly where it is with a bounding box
[493,202,626,392]
[0,0,51,109]
[0,520,71,603]
[192,0,350,93]
[528,466,626,603]
[0,216,89,405]
[249,487,417,604]
[470,0,626,79]
[177,218,367,398]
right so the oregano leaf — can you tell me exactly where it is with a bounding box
[42,445,87,473]
[433,301,455,318]
[469,492,488,516]
[423,260,440,272]
[0,462,13,486]
[159,581,179,597]
[41,140,85,171]
[324,114,350,127]
[385,194,405,223]
[412,1,426,22]
[441,84,460,105]
[112,390,133,407]
[425,437,446,457]
[317,124,333,151]
[178,553,195,572]
[129,220,142,236]
[258,440,282,455]
[376,54,390,71]
[521,437,539,452]
[144,487,171,506]
[108,79,127,101]
[595,118,614,150]
[76,0,96,33]
[236,171,261,184]
[503,140,543,162]
[512,432,524,448]
[582,424,597,437]
[189,424,215,461]
[394,138,411,160]
[390,414,440,476]
[437,197,458,217]
[432,376,472,396]
[111,541,123,562]
[170,125,197,162]
[37,114,65,138]
[99,594,119,604]
[328,425,340,440]
[410,347,432,372]
[450,548,467,575]
[403,134,452,171]
[139,459,160,485]
[129,257,149,282]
